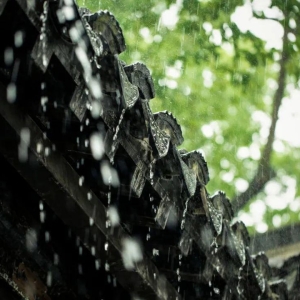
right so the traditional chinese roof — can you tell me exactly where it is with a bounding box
[0,1,299,299]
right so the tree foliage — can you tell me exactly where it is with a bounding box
[77,0,300,234]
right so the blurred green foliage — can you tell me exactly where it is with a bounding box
[77,0,300,234]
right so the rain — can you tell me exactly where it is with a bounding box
[0,0,299,299]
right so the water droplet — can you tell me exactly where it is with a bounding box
[105,262,110,271]
[78,264,83,274]
[46,271,52,287]
[95,259,101,270]
[40,211,46,223]
[7,82,17,103]
[79,176,84,186]
[14,30,24,48]
[104,242,109,251]
[54,253,59,265]
[45,231,50,242]
[39,201,44,211]
[87,192,92,200]
[4,47,14,66]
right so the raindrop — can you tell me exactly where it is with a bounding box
[46,271,52,287]
[45,147,50,156]
[107,206,120,227]
[78,264,83,274]
[121,238,143,270]
[37,142,43,153]
[41,96,48,106]
[14,30,24,48]
[89,217,94,226]
[95,259,101,270]
[26,229,37,253]
[40,211,46,223]
[79,176,84,186]
[90,132,104,160]
[87,192,92,200]
[4,47,14,66]
[45,231,50,242]
[7,82,17,103]
[91,100,103,118]
[18,127,30,162]
[105,262,110,271]
[104,242,109,251]
[152,248,159,256]
[54,253,59,265]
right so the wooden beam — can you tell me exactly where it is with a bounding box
[0,83,181,300]
[250,224,300,266]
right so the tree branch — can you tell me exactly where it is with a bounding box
[231,26,289,214]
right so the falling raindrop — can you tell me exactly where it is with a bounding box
[79,176,84,186]
[26,229,37,253]
[90,132,104,160]
[121,238,143,270]
[40,1,49,67]
[4,47,14,66]
[78,264,83,274]
[95,259,101,270]
[181,197,191,230]
[153,248,159,256]
[149,159,157,185]
[37,142,43,153]
[46,271,52,287]
[40,211,46,223]
[107,206,120,227]
[104,242,109,251]
[45,231,50,242]
[18,127,30,162]
[45,147,50,156]
[54,253,59,265]
[14,30,24,48]
[7,82,17,103]
[105,262,110,271]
